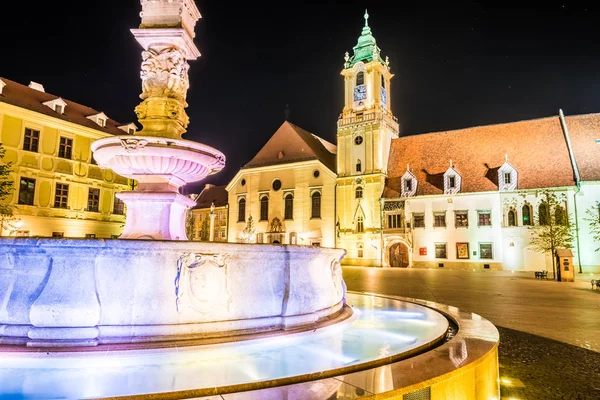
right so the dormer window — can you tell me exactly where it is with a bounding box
[43,98,67,115]
[401,170,417,197]
[86,112,109,128]
[0,79,5,95]
[498,162,517,191]
[118,123,137,135]
[444,166,462,194]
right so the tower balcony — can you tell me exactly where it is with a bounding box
[338,110,399,135]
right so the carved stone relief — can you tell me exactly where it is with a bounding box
[140,47,190,101]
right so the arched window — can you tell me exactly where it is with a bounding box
[555,205,566,226]
[522,204,532,226]
[381,74,385,89]
[284,193,294,220]
[237,198,246,222]
[357,216,364,233]
[311,192,321,219]
[356,159,362,173]
[355,186,363,199]
[356,71,365,86]
[507,209,516,227]
[260,195,269,221]
[538,202,549,225]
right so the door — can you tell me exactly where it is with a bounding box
[389,242,409,268]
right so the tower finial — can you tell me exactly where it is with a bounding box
[364,9,369,27]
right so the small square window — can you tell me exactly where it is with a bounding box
[413,213,425,228]
[435,243,447,259]
[478,211,491,226]
[455,211,468,227]
[480,243,493,259]
[55,104,64,114]
[433,212,446,228]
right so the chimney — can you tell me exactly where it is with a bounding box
[28,81,45,92]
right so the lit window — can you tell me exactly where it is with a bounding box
[479,243,493,259]
[311,192,321,219]
[387,214,402,229]
[54,183,69,208]
[18,177,35,206]
[435,243,447,259]
[413,213,425,228]
[238,198,246,222]
[88,188,100,212]
[260,195,269,221]
[433,212,446,228]
[23,128,39,152]
[284,193,293,220]
[355,186,363,199]
[58,137,73,159]
[478,211,491,226]
[455,211,468,228]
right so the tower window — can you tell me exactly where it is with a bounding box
[355,186,363,199]
[356,159,362,173]
[381,75,385,89]
[357,216,364,233]
[354,136,363,145]
[356,71,365,86]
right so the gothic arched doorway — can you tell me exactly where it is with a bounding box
[389,242,410,268]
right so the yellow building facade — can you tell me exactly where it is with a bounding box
[227,122,337,247]
[188,184,229,242]
[0,78,133,238]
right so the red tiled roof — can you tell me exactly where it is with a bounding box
[192,184,228,209]
[384,113,600,198]
[243,121,337,172]
[0,77,130,136]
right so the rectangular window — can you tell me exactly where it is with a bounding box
[456,242,470,259]
[478,211,492,226]
[55,104,64,114]
[18,177,36,205]
[455,211,468,228]
[504,172,511,184]
[311,193,321,219]
[413,213,425,228]
[479,243,493,259]
[87,188,100,212]
[54,183,69,208]
[23,128,40,152]
[58,137,73,159]
[358,249,363,258]
[387,214,403,229]
[52,232,64,238]
[405,179,412,191]
[290,232,297,245]
[113,196,125,215]
[435,243,447,259]
[433,212,446,228]
[448,176,456,188]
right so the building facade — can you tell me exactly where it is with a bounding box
[0,78,133,238]
[227,122,337,247]
[188,184,228,242]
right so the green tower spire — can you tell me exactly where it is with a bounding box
[345,9,384,68]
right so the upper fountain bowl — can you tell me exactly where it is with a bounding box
[91,136,225,188]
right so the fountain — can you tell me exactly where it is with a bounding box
[0,1,500,398]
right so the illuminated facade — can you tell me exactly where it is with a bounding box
[0,78,133,238]
[227,122,337,247]
[188,184,228,242]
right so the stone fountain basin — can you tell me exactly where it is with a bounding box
[91,136,226,184]
[0,239,347,347]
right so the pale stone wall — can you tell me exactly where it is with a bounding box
[227,160,336,247]
[0,104,130,238]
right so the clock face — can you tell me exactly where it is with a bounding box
[353,84,366,102]
[381,87,387,106]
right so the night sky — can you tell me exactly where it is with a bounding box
[1,2,599,191]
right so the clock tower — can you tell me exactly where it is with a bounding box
[336,10,399,266]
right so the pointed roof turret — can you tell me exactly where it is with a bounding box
[345,9,385,68]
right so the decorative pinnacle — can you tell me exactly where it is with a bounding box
[364,9,369,27]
